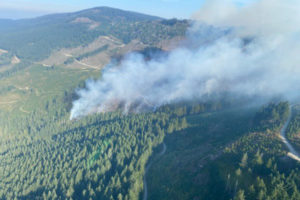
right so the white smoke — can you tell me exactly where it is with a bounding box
[70,0,300,119]
[193,0,300,36]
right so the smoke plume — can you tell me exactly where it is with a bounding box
[70,0,300,119]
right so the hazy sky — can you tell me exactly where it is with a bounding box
[0,0,255,19]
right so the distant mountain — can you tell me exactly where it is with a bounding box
[0,7,188,61]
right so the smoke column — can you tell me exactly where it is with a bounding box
[70,0,300,119]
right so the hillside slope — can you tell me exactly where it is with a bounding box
[0,7,188,61]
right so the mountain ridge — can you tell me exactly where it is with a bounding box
[0,6,163,22]
[0,6,188,61]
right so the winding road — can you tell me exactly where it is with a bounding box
[280,107,300,162]
[143,142,167,200]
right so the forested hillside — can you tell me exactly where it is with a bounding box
[147,102,300,200]
[0,6,300,200]
[0,92,221,199]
